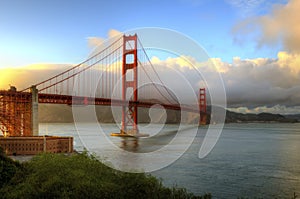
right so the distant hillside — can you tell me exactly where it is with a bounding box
[225,110,298,123]
[38,104,187,123]
[284,114,300,122]
[39,104,73,123]
[39,104,298,124]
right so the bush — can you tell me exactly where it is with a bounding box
[0,147,21,189]
[0,152,206,199]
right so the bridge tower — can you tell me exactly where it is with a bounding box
[199,88,207,125]
[120,34,138,135]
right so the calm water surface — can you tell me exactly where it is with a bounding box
[40,123,300,198]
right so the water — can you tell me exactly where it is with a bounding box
[39,123,300,198]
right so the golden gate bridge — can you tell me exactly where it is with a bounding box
[0,34,207,138]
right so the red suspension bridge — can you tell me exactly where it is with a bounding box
[0,34,207,137]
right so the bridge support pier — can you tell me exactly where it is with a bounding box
[30,85,39,136]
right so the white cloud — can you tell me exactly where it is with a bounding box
[87,29,122,48]
[108,29,122,38]
[226,0,269,16]
[233,0,300,53]
[146,51,300,112]
[87,37,104,48]
[228,105,300,115]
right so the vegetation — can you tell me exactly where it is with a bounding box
[0,147,22,189]
[0,148,210,199]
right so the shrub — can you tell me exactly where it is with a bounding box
[0,152,205,199]
[0,147,22,189]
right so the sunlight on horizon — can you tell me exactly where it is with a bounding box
[0,63,72,90]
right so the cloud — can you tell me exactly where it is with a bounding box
[108,29,122,38]
[226,0,268,16]
[87,37,104,48]
[2,51,300,114]
[1,29,123,90]
[87,29,122,49]
[148,51,300,114]
[228,105,300,115]
[213,52,300,109]
[233,0,300,53]
[0,64,71,90]
[2,28,300,114]
[277,51,300,74]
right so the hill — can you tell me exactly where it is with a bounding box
[284,114,300,122]
[225,110,298,123]
[38,104,298,124]
[38,104,184,123]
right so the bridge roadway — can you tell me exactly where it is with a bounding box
[38,93,202,114]
[0,90,203,117]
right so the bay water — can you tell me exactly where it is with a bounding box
[40,122,300,198]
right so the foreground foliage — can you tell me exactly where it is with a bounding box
[0,150,210,199]
[0,147,22,189]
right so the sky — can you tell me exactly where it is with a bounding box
[1,0,299,114]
